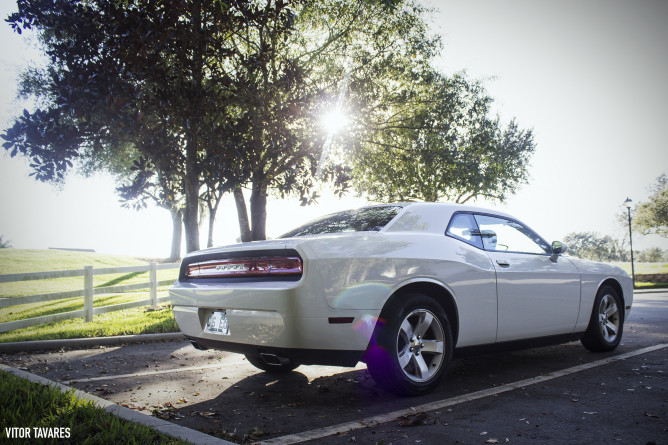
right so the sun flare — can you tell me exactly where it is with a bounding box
[322,109,349,135]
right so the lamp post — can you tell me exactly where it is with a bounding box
[624,197,635,287]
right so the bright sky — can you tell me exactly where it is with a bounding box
[0,0,667,258]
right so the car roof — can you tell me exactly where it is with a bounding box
[383,202,519,235]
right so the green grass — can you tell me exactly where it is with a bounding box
[635,282,668,289]
[0,304,179,343]
[0,370,190,444]
[0,288,174,324]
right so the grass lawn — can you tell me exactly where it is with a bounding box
[0,250,181,343]
[0,304,179,343]
[0,370,189,444]
[635,281,668,289]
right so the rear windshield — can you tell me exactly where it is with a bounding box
[279,205,403,238]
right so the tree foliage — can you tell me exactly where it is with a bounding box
[0,236,11,248]
[344,72,535,203]
[3,0,537,251]
[635,247,668,263]
[635,174,668,237]
[563,231,629,262]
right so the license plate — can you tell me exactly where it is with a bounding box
[204,311,230,335]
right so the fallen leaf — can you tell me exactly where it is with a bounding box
[151,402,180,420]
[247,427,268,440]
[644,412,660,419]
[191,411,218,418]
[399,413,434,427]
[486,439,499,444]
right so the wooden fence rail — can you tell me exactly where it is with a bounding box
[0,262,180,333]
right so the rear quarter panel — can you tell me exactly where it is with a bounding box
[295,232,499,347]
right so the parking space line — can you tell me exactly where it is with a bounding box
[65,359,248,384]
[261,343,668,445]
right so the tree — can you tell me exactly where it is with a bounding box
[77,136,186,259]
[0,236,11,248]
[635,174,668,237]
[635,247,666,263]
[3,0,244,252]
[563,231,628,262]
[114,157,185,260]
[3,0,535,250]
[3,0,441,248]
[223,0,443,240]
[346,72,535,203]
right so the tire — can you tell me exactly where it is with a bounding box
[244,354,300,374]
[581,285,624,352]
[366,294,453,396]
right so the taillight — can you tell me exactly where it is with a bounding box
[186,257,303,278]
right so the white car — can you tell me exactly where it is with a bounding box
[170,203,633,395]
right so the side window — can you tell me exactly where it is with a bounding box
[473,214,550,254]
[446,213,483,249]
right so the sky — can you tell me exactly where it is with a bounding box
[0,0,667,258]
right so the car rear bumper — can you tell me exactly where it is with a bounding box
[184,335,363,366]
[171,304,379,366]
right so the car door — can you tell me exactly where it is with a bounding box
[473,214,581,342]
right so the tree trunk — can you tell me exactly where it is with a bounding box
[183,144,200,253]
[183,0,203,253]
[169,208,183,261]
[206,195,222,248]
[207,212,215,248]
[234,187,252,242]
[250,180,268,241]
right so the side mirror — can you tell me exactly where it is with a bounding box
[550,241,567,262]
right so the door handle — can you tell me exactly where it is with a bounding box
[496,259,510,267]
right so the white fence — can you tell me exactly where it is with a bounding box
[0,262,180,333]
[609,262,667,274]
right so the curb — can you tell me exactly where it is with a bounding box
[0,363,234,445]
[0,332,186,354]
[633,288,668,294]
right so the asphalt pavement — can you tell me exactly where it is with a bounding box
[1,290,666,445]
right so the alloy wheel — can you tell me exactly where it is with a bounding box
[396,308,445,382]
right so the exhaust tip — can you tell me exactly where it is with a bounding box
[260,353,291,366]
[190,340,207,351]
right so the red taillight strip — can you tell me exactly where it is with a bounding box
[186,257,303,278]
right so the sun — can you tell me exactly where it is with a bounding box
[322,108,349,135]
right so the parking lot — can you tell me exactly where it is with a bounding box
[2,290,667,444]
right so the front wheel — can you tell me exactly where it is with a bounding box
[581,285,624,352]
[366,294,453,396]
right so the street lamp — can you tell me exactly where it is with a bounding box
[624,197,635,287]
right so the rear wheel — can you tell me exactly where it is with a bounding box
[366,294,453,396]
[244,354,300,374]
[581,285,624,352]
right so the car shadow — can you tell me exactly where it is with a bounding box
[171,341,607,442]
